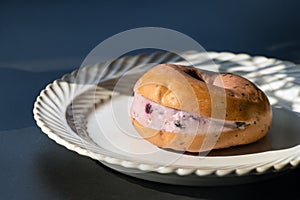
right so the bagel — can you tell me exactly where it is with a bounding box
[130,64,272,152]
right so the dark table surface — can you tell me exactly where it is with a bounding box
[1,1,300,199]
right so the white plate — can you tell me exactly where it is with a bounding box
[33,51,300,186]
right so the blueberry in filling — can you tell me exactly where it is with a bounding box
[174,120,183,129]
[145,103,153,114]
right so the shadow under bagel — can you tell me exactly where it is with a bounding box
[35,147,300,200]
[159,106,300,157]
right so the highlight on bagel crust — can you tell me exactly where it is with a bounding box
[130,64,272,153]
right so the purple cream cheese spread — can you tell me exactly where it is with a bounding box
[131,92,248,134]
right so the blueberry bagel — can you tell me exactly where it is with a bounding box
[130,64,272,152]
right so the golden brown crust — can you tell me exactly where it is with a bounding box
[131,64,272,152]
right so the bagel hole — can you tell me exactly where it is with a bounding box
[183,69,204,82]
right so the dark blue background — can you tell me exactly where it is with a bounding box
[1,1,300,199]
[2,0,300,63]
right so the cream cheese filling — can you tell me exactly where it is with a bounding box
[131,92,248,134]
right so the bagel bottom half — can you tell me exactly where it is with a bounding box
[131,115,271,153]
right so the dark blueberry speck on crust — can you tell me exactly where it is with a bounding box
[235,122,246,128]
[145,103,153,114]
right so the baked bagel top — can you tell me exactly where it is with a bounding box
[133,64,272,122]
